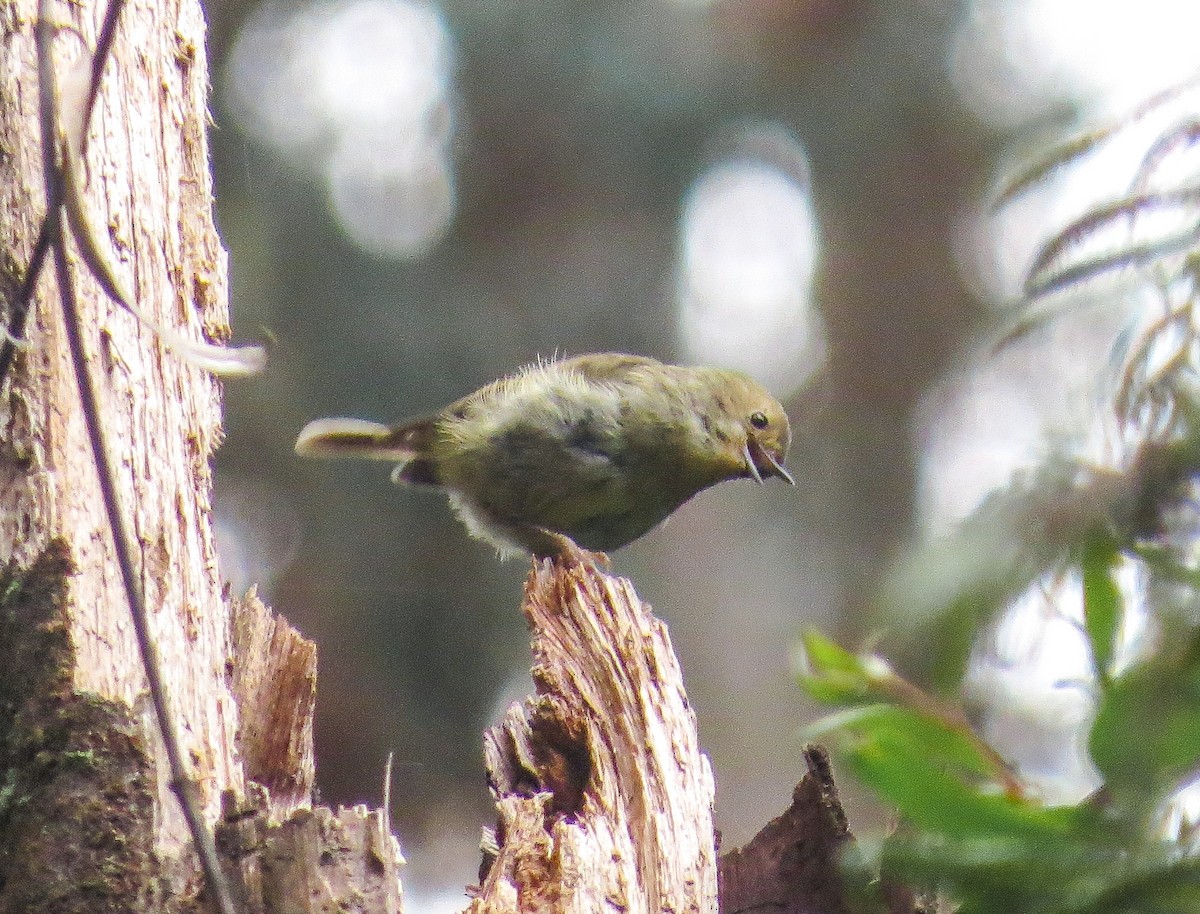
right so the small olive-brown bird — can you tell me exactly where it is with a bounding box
[295,353,794,559]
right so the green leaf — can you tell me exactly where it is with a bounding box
[1080,536,1121,682]
[810,704,996,783]
[878,825,1200,914]
[809,697,1062,842]
[1090,637,1200,795]
[798,627,863,676]
[1077,855,1200,914]
[1134,542,1200,590]
[796,628,881,704]
[840,720,1073,843]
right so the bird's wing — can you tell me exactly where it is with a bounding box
[447,353,662,417]
[556,352,663,384]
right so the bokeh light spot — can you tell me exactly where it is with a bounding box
[951,0,1200,126]
[327,132,455,257]
[223,0,455,259]
[676,125,823,397]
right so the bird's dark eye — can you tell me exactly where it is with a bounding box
[750,411,769,430]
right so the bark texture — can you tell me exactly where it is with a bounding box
[0,0,246,891]
[719,746,851,914]
[0,0,240,859]
[230,590,317,817]
[471,560,719,914]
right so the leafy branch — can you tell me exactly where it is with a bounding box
[802,84,1200,914]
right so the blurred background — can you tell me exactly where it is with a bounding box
[201,0,1200,908]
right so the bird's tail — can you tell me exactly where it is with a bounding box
[295,416,441,484]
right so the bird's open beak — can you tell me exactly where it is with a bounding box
[743,438,796,486]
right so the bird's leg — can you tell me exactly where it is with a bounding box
[547,533,611,570]
[513,524,610,569]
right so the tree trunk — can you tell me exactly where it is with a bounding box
[1,0,244,898]
[0,0,402,909]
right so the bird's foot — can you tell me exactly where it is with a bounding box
[539,532,611,570]
[560,544,611,570]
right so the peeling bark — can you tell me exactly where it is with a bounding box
[230,591,317,819]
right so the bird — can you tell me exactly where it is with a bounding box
[295,353,794,561]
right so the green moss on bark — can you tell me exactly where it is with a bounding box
[0,541,161,913]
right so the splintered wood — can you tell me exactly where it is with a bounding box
[219,790,405,914]
[230,589,318,818]
[472,559,718,914]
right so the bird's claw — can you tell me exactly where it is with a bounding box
[544,533,610,570]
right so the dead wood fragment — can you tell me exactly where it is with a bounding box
[470,559,719,914]
[719,745,851,914]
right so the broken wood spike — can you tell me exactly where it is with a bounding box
[473,559,718,913]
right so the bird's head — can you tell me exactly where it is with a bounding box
[741,401,793,485]
[697,369,795,487]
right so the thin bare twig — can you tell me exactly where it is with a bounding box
[34,6,239,914]
[6,0,264,388]
[0,0,123,389]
